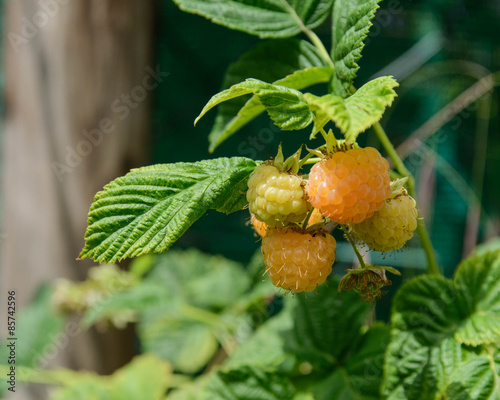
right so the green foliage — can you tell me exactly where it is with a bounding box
[52,355,171,400]
[7,250,500,399]
[0,286,64,396]
[80,158,256,263]
[82,249,274,374]
[206,366,296,400]
[311,324,390,400]
[0,287,65,395]
[199,75,398,144]
[287,282,371,367]
[383,250,500,400]
[5,287,65,367]
[205,281,388,400]
[209,39,333,152]
[331,0,380,97]
[305,76,398,142]
[172,0,334,39]
[196,79,314,132]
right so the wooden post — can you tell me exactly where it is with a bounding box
[2,0,156,397]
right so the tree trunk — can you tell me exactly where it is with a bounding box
[2,0,156,398]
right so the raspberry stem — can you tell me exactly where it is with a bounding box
[372,121,440,276]
[301,157,322,166]
[277,0,334,69]
[340,225,367,269]
[302,207,315,229]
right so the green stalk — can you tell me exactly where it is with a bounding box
[302,207,315,229]
[372,122,440,275]
[278,0,334,69]
[340,225,367,269]
[301,157,322,165]
[306,30,335,69]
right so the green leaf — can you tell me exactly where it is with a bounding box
[109,355,172,400]
[304,76,398,141]
[331,0,380,97]
[145,249,252,310]
[382,250,500,400]
[172,0,334,39]
[225,301,294,370]
[209,39,333,152]
[167,376,209,400]
[135,252,250,373]
[454,250,500,346]
[311,324,390,400]
[393,251,500,347]
[140,318,219,374]
[83,250,252,372]
[287,281,371,367]
[196,79,313,132]
[205,365,296,400]
[79,158,256,263]
[443,354,500,400]
[53,355,171,400]
[86,250,252,373]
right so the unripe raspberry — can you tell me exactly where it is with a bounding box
[247,164,309,227]
[262,228,336,293]
[306,147,391,224]
[250,209,323,238]
[351,189,418,252]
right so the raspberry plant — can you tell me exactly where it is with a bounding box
[49,0,498,399]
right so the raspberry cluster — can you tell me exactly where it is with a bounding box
[306,148,391,224]
[245,146,417,295]
[262,228,336,293]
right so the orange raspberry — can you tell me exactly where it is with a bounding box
[262,227,336,293]
[351,189,418,252]
[306,147,391,224]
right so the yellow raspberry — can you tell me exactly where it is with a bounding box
[262,227,336,293]
[247,164,309,227]
[351,189,418,252]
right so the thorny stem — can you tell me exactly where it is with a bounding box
[340,225,367,269]
[372,122,440,276]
